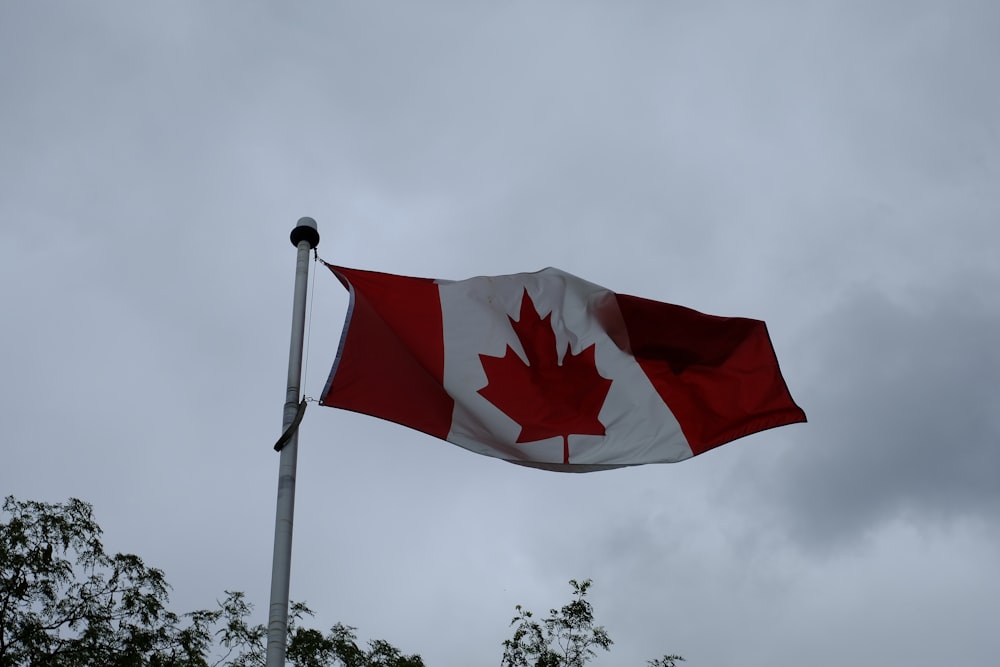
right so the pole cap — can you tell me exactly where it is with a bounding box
[290,217,320,249]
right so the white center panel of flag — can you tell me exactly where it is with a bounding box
[437,268,692,468]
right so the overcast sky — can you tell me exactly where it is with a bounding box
[2,2,999,666]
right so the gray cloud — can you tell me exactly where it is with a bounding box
[3,2,1000,666]
[748,276,1000,549]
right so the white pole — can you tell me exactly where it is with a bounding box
[266,217,320,667]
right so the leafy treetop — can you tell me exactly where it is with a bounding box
[2,496,682,666]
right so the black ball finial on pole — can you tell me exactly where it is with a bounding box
[290,216,320,249]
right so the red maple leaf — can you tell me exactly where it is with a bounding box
[478,289,613,464]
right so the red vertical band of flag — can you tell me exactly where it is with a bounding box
[615,294,806,455]
[321,266,453,439]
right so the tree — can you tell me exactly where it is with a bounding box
[0,496,421,667]
[3,496,679,666]
[0,496,205,666]
[501,579,684,667]
[646,657,685,667]
[501,579,610,667]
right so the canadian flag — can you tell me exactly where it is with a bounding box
[320,264,805,472]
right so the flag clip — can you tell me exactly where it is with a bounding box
[273,398,307,452]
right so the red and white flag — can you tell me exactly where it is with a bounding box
[319,264,805,472]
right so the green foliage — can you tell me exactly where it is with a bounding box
[501,579,684,667]
[0,496,420,667]
[501,579,612,667]
[2,496,679,667]
[0,496,203,667]
[647,656,685,667]
[283,618,424,667]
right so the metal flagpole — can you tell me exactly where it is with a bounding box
[266,217,320,667]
